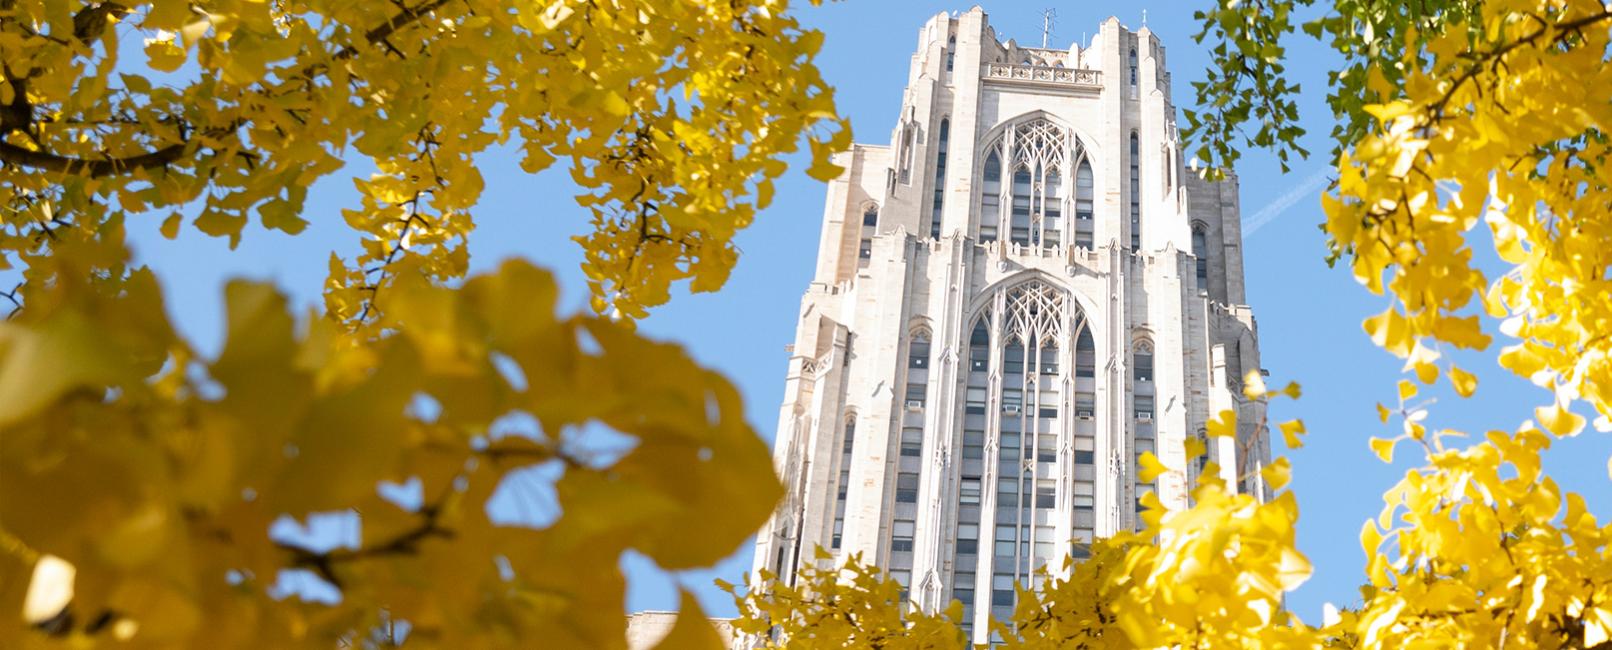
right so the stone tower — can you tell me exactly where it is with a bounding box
[752,9,1269,643]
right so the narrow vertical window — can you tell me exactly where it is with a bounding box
[1129,48,1138,88]
[899,125,915,184]
[1129,133,1141,249]
[945,35,956,72]
[1134,342,1154,383]
[1042,165,1062,247]
[832,416,855,549]
[1075,327,1095,378]
[1074,160,1094,248]
[980,151,1002,242]
[859,204,878,268]
[1010,166,1032,245]
[931,119,949,239]
[1192,224,1209,289]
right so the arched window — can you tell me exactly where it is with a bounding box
[931,119,950,239]
[1128,48,1138,87]
[1075,327,1095,378]
[946,35,956,72]
[1192,222,1209,288]
[1074,161,1094,248]
[1010,165,1033,244]
[953,280,1090,619]
[980,150,1002,242]
[1129,132,1141,249]
[977,118,1083,250]
[1133,340,1154,383]
[859,204,878,268]
[1042,165,1062,247]
[898,124,916,184]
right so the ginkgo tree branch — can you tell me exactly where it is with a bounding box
[0,140,189,178]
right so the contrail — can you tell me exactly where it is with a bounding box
[1243,167,1332,237]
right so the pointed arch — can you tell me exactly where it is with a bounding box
[973,112,1100,247]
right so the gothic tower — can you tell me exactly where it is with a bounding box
[753,9,1269,643]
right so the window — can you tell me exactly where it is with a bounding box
[1039,343,1059,375]
[963,430,985,459]
[909,336,931,368]
[1035,482,1055,508]
[992,575,1015,607]
[1192,224,1210,288]
[858,205,877,268]
[1075,328,1095,378]
[980,151,1002,242]
[905,382,927,406]
[1074,450,1095,465]
[1003,343,1025,375]
[901,426,923,457]
[965,387,987,415]
[977,117,1083,246]
[834,417,856,544]
[932,119,949,239]
[1010,166,1032,245]
[960,478,982,504]
[1134,342,1154,382]
[892,520,916,552]
[1129,132,1141,249]
[998,433,1021,461]
[945,36,956,72]
[1129,48,1138,87]
[1135,395,1155,420]
[1043,165,1063,247]
[896,472,920,503]
[969,320,990,371]
[898,124,915,184]
[1074,161,1094,248]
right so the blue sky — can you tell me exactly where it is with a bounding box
[122,0,1612,627]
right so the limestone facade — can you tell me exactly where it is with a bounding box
[751,8,1269,644]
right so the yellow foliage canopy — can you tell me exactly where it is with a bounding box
[0,0,846,646]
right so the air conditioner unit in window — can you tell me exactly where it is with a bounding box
[1002,404,1021,415]
[905,400,924,411]
[1137,412,1152,422]
[1075,409,1094,418]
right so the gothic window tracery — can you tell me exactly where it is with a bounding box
[948,277,1094,621]
[977,117,1088,249]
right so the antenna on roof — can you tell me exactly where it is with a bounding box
[1040,8,1057,48]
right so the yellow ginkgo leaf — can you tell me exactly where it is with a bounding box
[1448,366,1477,397]
[1369,437,1396,463]
[1535,402,1586,436]
[1208,409,1238,438]
[1137,452,1169,483]
[1396,379,1417,401]
[1261,457,1292,490]
[1278,419,1306,449]
[1184,436,1207,460]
